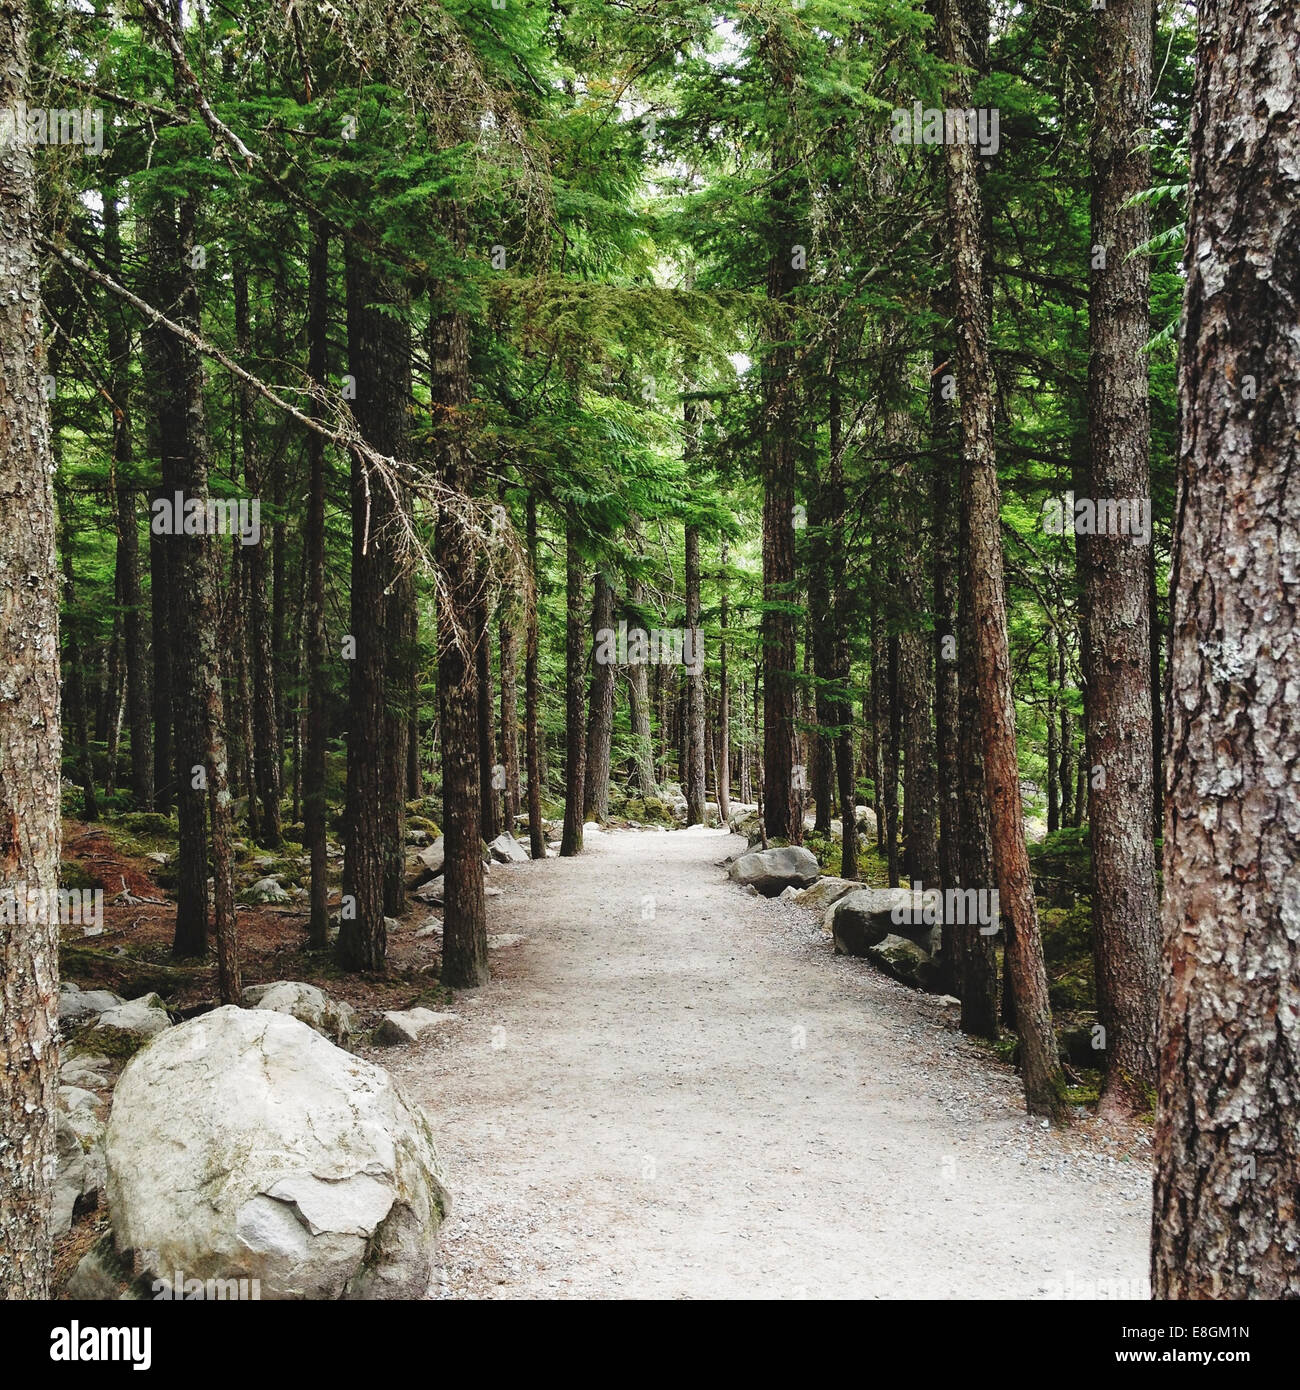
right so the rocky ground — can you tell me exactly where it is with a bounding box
[380,825,1152,1299]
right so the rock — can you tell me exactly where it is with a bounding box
[100,1007,450,1299]
[59,984,125,1028]
[778,885,800,902]
[855,805,879,838]
[243,876,291,905]
[67,1232,141,1301]
[92,994,171,1047]
[743,884,760,896]
[487,832,529,864]
[1024,816,1049,845]
[52,1090,106,1234]
[414,918,442,939]
[791,877,860,913]
[866,934,937,989]
[484,886,503,898]
[827,888,927,956]
[61,1053,112,1090]
[487,933,524,950]
[405,828,431,847]
[417,838,446,877]
[414,877,444,905]
[375,1008,459,1047]
[727,845,820,897]
[244,981,358,1046]
[145,851,169,865]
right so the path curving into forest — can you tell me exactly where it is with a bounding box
[388,826,1151,1299]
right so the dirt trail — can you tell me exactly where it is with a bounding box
[387,826,1151,1299]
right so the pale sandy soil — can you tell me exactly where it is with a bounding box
[380,825,1152,1300]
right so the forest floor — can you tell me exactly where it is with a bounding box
[381,825,1153,1299]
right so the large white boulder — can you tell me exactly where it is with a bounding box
[243,981,358,1045]
[727,845,820,897]
[100,1006,450,1299]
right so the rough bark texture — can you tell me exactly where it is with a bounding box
[104,191,153,807]
[1082,0,1159,1115]
[499,593,522,830]
[303,222,330,950]
[716,540,731,824]
[433,290,489,988]
[827,380,858,880]
[625,576,658,797]
[234,271,283,849]
[584,570,616,822]
[560,528,587,857]
[474,577,499,844]
[525,494,547,860]
[0,0,61,1292]
[684,528,707,825]
[760,143,802,844]
[339,248,405,972]
[941,0,1064,1117]
[1151,0,1300,1298]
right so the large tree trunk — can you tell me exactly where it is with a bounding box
[499,592,522,831]
[339,248,407,972]
[1081,0,1159,1116]
[684,528,707,825]
[584,570,616,822]
[760,145,802,844]
[432,285,489,988]
[716,541,731,823]
[234,270,283,848]
[933,381,961,895]
[0,0,61,1291]
[941,0,1065,1118]
[475,576,500,844]
[104,189,152,806]
[524,494,547,860]
[625,576,658,797]
[1151,0,1300,1297]
[303,222,331,950]
[168,194,240,1001]
[560,526,587,856]
[827,375,859,880]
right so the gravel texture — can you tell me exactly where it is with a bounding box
[379,825,1152,1299]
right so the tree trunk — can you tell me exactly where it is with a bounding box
[170,192,240,1001]
[716,541,731,823]
[1151,0,1300,1296]
[499,592,521,830]
[524,494,547,860]
[584,570,616,821]
[560,526,587,856]
[339,247,407,972]
[432,279,489,988]
[827,375,859,880]
[1046,627,1060,834]
[303,221,331,950]
[684,528,707,825]
[234,269,283,848]
[941,0,1065,1118]
[884,627,901,888]
[0,0,62,1288]
[475,577,500,844]
[626,577,658,796]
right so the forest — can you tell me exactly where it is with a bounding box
[0,0,1297,1312]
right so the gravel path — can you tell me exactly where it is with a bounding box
[386,825,1152,1299]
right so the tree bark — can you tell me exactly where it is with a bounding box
[0,0,62,1291]
[684,528,707,825]
[625,577,658,797]
[524,494,547,859]
[716,540,731,823]
[499,590,521,830]
[940,0,1065,1117]
[303,221,331,950]
[234,269,283,848]
[560,525,587,856]
[432,279,489,988]
[584,569,616,821]
[1151,0,1300,1296]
